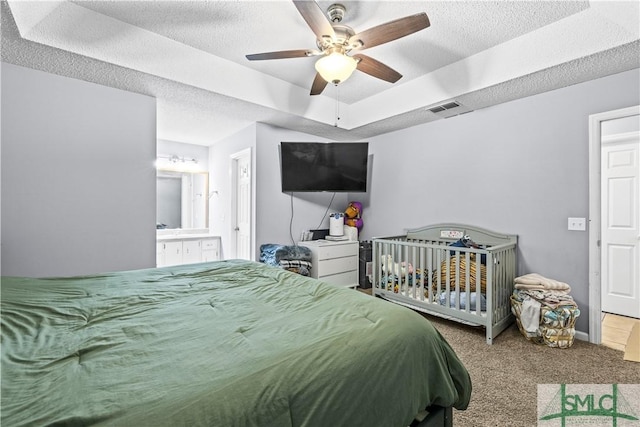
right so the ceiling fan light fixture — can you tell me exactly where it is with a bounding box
[315,51,357,85]
[246,1,431,95]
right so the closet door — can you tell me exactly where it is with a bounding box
[601,132,640,319]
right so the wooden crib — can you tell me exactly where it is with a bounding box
[372,224,518,344]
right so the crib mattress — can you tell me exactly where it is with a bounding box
[1,260,471,427]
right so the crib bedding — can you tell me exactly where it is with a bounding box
[1,260,471,427]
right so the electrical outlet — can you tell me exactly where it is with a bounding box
[568,217,586,231]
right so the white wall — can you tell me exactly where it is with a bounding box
[208,124,257,260]
[362,68,640,334]
[1,63,157,277]
[601,114,640,136]
[157,139,209,172]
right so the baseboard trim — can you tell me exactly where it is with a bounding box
[575,330,589,342]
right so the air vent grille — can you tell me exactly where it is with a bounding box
[427,101,472,118]
[441,101,460,110]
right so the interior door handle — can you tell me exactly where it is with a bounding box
[234,227,240,231]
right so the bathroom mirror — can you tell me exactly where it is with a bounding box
[157,170,208,230]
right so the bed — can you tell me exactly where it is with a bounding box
[372,224,518,344]
[1,259,471,427]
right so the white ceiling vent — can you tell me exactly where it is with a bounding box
[427,101,473,118]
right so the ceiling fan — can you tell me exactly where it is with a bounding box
[246,1,430,95]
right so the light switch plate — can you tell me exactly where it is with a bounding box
[568,217,586,231]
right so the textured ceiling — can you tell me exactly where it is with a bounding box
[2,1,639,145]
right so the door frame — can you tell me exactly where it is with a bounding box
[588,105,640,344]
[230,148,254,260]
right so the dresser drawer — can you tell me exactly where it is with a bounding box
[319,270,358,287]
[201,239,219,250]
[314,243,358,260]
[298,240,359,288]
[317,255,357,277]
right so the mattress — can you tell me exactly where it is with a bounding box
[1,260,471,426]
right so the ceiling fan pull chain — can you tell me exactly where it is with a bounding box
[334,84,340,127]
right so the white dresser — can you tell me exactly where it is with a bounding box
[298,240,359,289]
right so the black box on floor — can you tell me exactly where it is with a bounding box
[359,241,372,288]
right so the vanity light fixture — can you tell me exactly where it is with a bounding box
[157,155,198,164]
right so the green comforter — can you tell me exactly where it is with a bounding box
[1,260,471,427]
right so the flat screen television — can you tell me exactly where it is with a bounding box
[280,142,369,193]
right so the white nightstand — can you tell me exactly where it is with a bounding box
[298,240,359,289]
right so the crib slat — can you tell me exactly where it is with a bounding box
[486,252,494,344]
[454,251,461,310]
[464,251,471,313]
[427,247,433,302]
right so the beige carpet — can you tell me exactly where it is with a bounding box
[416,313,640,426]
[356,289,639,425]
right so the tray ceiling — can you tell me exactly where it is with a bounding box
[2,1,639,145]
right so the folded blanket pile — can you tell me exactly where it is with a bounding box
[514,273,571,294]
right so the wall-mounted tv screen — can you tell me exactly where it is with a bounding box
[280,142,369,193]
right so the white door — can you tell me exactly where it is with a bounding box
[601,131,640,318]
[232,149,252,260]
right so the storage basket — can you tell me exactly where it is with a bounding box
[510,295,544,344]
[510,295,579,348]
[539,306,579,349]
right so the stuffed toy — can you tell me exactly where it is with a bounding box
[380,254,414,276]
[344,201,363,231]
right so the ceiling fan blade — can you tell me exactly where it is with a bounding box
[349,13,430,51]
[310,73,328,96]
[293,0,336,42]
[353,54,402,83]
[246,49,315,61]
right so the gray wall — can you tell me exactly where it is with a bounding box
[215,68,638,335]
[362,68,640,334]
[1,62,157,277]
[6,58,633,335]
[209,123,353,261]
[208,69,638,334]
[255,123,350,254]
